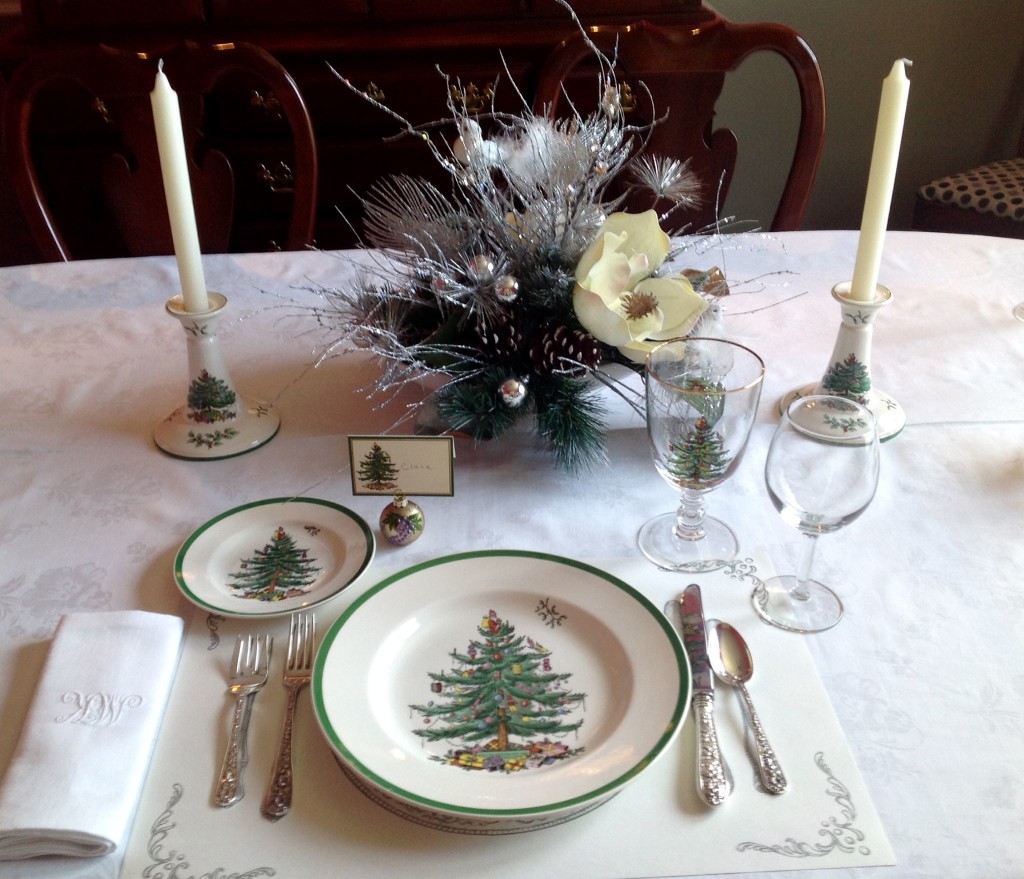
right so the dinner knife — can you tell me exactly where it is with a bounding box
[679,584,732,807]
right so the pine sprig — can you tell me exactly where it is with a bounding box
[435,369,523,441]
[516,247,578,318]
[533,377,608,472]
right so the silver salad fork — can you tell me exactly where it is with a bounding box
[261,612,316,820]
[216,633,272,808]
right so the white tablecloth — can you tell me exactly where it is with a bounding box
[0,230,1022,879]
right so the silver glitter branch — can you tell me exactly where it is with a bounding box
[299,2,744,469]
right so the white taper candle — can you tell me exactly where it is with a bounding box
[850,59,912,302]
[150,61,208,313]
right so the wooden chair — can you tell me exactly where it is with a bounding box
[3,41,318,261]
[534,15,825,232]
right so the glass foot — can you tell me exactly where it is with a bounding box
[638,512,738,570]
[1014,302,1024,323]
[752,575,844,633]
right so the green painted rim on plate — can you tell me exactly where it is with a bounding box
[173,497,375,617]
[313,549,691,817]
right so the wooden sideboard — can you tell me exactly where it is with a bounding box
[0,0,718,264]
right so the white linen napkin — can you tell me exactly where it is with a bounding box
[0,610,184,860]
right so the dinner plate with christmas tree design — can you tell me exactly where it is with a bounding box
[174,497,375,618]
[313,550,690,833]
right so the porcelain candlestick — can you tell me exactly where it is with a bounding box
[154,292,280,459]
[781,281,905,441]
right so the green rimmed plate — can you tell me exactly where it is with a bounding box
[313,550,690,834]
[174,497,374,618]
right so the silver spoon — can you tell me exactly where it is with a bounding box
[707,620,787,794]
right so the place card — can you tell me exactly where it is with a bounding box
[348,435,454,497]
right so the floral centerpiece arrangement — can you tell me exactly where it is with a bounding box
[310,18,727,471]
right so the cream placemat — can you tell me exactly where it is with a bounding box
[120,555,895,878]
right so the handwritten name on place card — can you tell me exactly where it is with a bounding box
[348,435,455,497]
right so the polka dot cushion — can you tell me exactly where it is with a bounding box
[918,157,1024,222]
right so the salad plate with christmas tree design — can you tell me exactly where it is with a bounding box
[313,550,690,833]
[174,497,375,618]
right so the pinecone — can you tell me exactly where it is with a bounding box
[473,309,525,365]
[529,323,602,376]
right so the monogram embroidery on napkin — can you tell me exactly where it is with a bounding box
[55,692,144,726]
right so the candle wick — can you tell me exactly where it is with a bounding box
[157,58,165,74]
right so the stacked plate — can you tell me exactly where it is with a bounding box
[313,550,691,834]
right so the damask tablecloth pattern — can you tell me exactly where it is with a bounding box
[0,231,1022,879]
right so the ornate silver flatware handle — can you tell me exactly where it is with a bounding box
[216,695,251,807]
[693,692,731,806]
[261,687,301,820]
[739,683,787,794]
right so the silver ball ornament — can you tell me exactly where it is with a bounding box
[467,254,496,283]
[495,275,520,302]
[498,378,528,408]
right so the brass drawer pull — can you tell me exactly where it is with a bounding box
[257,161,295,193]
[620,83,637,113]
[250,89,282,120]
[616,82,637,114]
[92,97,113,126]
[450,81,494,114]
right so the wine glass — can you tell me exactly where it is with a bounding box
[753,395,880,632]
[639,337,765,569]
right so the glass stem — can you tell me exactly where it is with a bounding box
[794,533,819,601]
[674,488,706,542]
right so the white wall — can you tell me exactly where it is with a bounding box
[708,0,1024,231]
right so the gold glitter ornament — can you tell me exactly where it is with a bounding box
[379,494,425,546]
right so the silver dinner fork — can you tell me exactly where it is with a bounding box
[261,612,316,820]
[216,633,272,808]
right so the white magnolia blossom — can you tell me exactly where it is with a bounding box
[573,211,708,363]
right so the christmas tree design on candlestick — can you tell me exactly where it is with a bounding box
[411,609,586,773]
[822,353,871,404]
[357,442,400,491]
[666,417,729,487]
[228,526,321,601]
[187,369,237,424]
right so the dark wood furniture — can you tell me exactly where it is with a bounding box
[534,18,825,232]
[4,40,318,260]
[0,0,823,263]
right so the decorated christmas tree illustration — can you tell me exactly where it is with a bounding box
[667,417,729,487]
[682,378,725,425]
[228,526,321,601]
[822,353,870,403]
[187,369,237,423]
[411,609,586,772]
[357,442,400,491]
